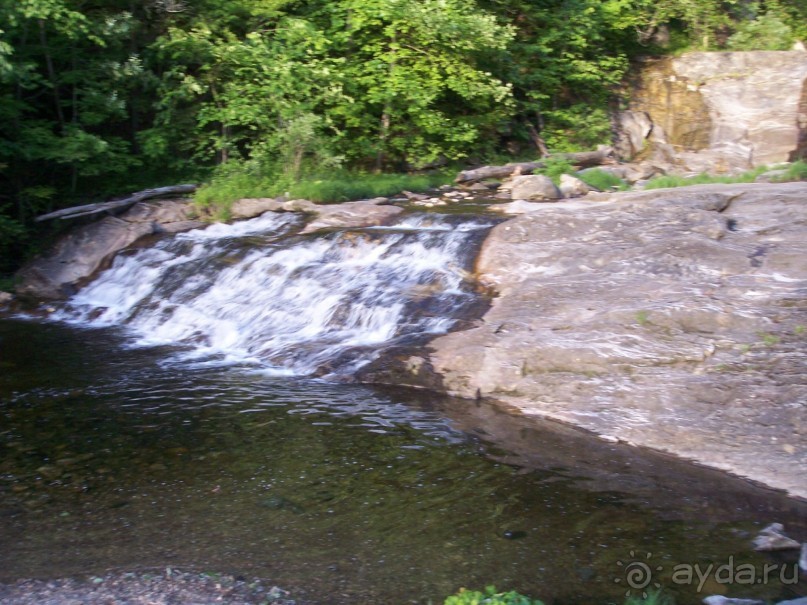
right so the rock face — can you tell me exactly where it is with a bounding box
[620,51,807,170]
[426,182,807,498]
[15,200,202,300]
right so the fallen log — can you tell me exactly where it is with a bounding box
[455,147,614,183]
[35,184,198,222]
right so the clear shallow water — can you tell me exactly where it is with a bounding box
[1,319,805,605]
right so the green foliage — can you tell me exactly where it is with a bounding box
[773,160,807,182]
[444,586,544,605]
[727,13,795,50]
[623,589,675,605]
[577,169,629,191]
[538,157,575,184]
[4,0,806,275]
[289,172,451,203]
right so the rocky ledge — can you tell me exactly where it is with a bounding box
[392,182,807,499]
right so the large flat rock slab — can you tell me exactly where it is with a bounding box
[428,182,807,498]
[15,200,201,300]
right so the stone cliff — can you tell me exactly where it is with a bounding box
[615,51,807,172]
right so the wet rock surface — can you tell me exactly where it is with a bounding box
[427,182,807,498]
[299,198,403,234]
[15,200,201,300]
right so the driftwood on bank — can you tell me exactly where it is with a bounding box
[35,184,198,222]
[455,147,614,184]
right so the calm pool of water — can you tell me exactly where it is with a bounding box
[0,319,804,604]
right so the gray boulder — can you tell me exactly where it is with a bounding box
[509,175,561,201]
[613,110,653,160]
[559,174,591,198]
[300,200,404,234]
[230,197,284,219]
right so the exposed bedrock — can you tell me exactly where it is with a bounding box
[422,182,807,498]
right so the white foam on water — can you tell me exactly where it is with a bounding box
[59,212,484,376]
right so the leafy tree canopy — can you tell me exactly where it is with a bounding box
[1,0,805,274]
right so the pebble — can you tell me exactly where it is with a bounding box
[0,570,295,605]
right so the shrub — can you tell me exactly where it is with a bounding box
[577,168,628,191]
[727,14,795,51]
[444,586,544,605]
[773,160,807,182]
[538,157,575,185]
[194,164,452,218]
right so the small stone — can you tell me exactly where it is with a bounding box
[0,291,12,305]
[401,191,429,201]
[752,523,801,551]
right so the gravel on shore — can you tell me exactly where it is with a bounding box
[0,569,295,605]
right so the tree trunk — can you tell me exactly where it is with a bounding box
[454,147,614,183]
[38,20,65,130]
[35,184,198,222]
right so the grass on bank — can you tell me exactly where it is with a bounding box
[576,168,630,191]
[643,161,807,190]
[194,168,453,220]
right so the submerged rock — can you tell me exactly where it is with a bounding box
[427,182,807,498]
[703,597,764,605]
[752,523,802,552]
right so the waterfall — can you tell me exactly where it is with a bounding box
[58,211,491,377]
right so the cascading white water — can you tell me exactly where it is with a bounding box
[59,211,491,376]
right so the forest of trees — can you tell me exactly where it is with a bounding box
[1,0,806,275]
